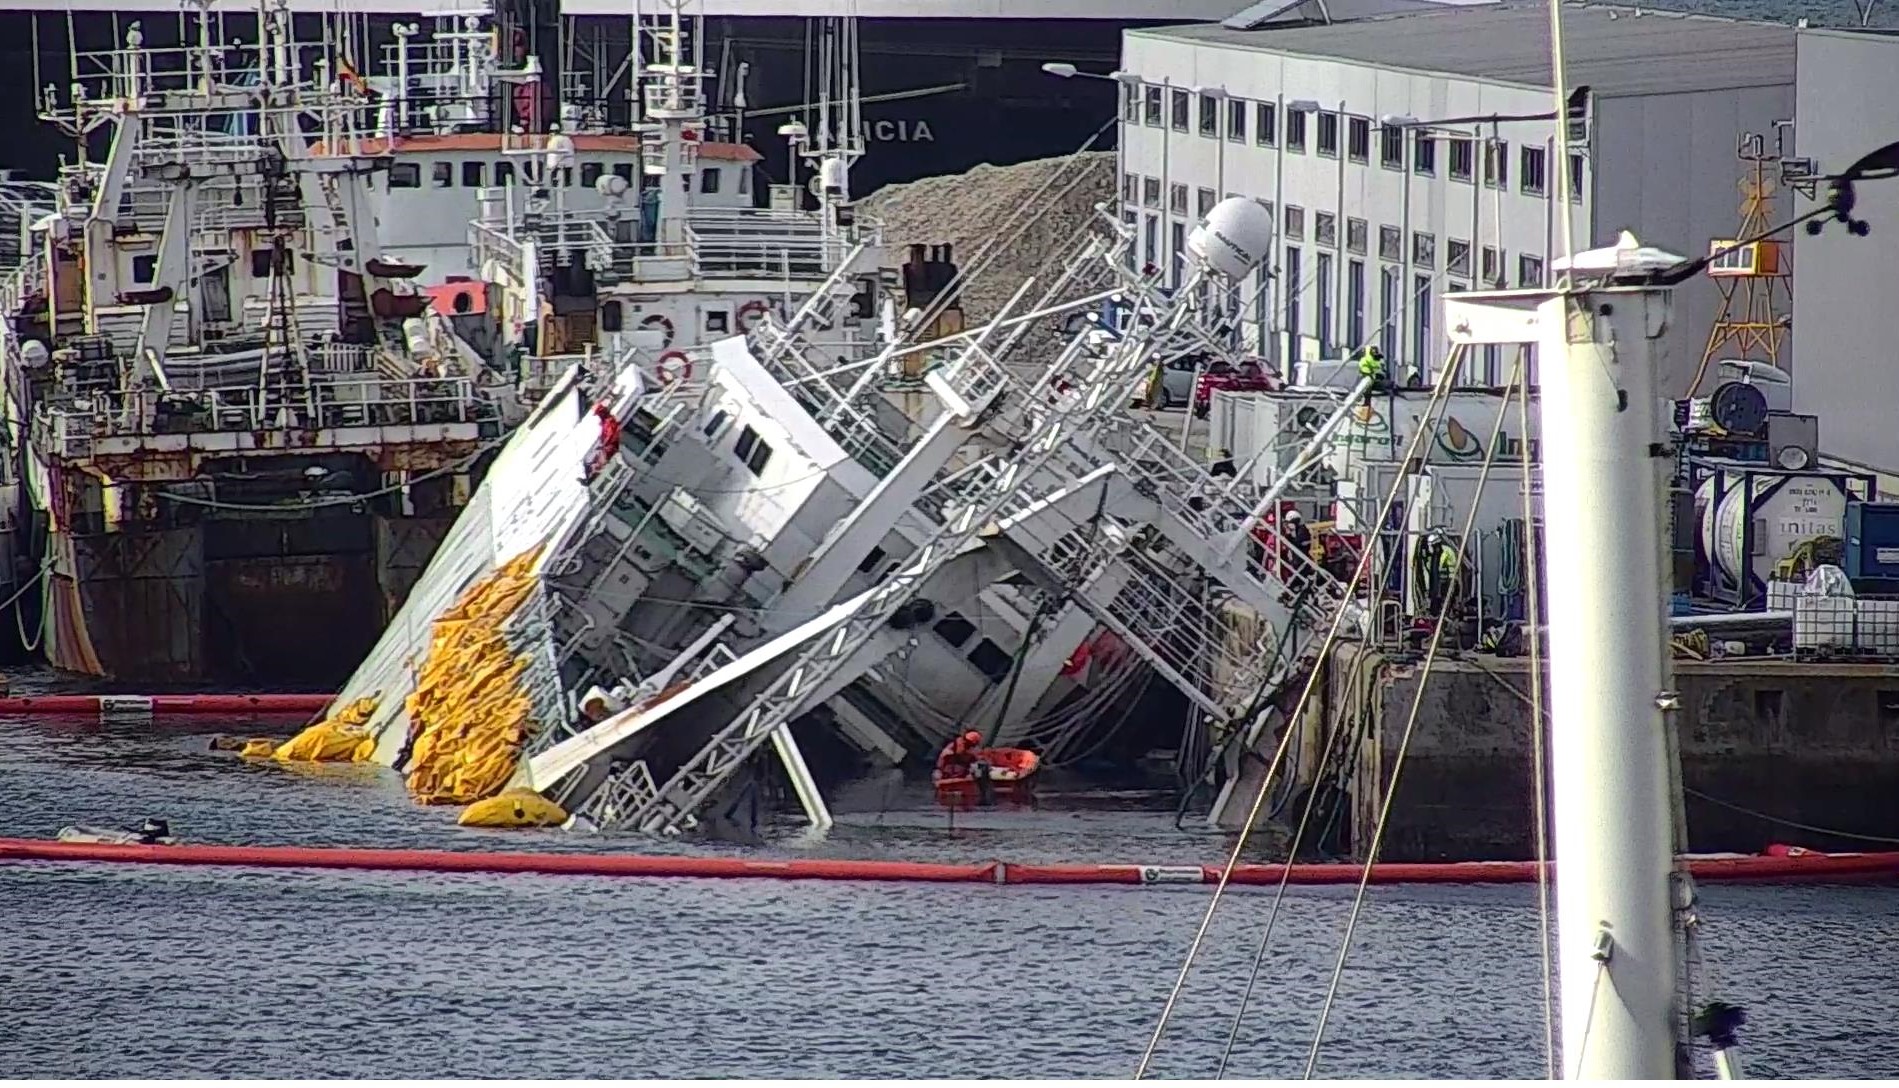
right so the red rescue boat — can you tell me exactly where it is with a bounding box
[934,747,1041,800]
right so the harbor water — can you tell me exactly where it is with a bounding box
[3,666,1894,1080]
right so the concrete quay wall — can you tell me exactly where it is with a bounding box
[1336,650,1899,862]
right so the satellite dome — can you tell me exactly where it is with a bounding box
[1189,197,1275,281]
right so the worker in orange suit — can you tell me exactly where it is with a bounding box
[937,729,984,778]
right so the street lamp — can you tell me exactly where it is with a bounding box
[1041,62,1140,84]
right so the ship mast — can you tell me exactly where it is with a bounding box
[1539,0,1681,1077]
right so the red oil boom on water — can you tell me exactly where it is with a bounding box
[0,694,330,718]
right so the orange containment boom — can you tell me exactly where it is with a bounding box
[0,694,331,718]
[2,839,1897,887]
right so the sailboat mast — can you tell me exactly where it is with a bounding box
[1537,0,1682,1079]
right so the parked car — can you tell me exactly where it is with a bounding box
[1138,355,1203,410]
[1193,358,1278,417]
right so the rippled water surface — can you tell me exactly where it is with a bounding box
[2,688,1895,1079]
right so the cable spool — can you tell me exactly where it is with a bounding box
[736,299,771,333]
[656,350,692,384]
[639,313,676,350]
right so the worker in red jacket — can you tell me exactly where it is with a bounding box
[582,401,623,481]
[937,729,984,778]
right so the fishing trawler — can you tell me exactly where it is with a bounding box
[0,3,510,683]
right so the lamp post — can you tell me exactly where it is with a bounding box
[1285,97,1319,369]
[1042,63,1145,232]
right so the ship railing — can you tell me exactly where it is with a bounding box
[469,221,526,281]
[34,374,487,457]
[0,252,47,314]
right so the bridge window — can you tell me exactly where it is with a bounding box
[856,546,886,575]
[600,301,624,332]
[968,638,1013,683]
[581,162,603,189]
[703,408,729,439]
[700,167,721,194]
[733,425,772,476]
[738,167,750,196]
[389,162,421,188]
[431,161,453,189]
[933,611,976,650]
[131,254,156,283]
[704,310,729,335]
[613,162,635,183]
[462,161,486,188]
[250,248,292,278]
[495,161,515,185]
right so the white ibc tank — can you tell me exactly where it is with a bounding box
[1188,197,1274,281]
[1696,471,1852,586]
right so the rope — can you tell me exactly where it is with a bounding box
[1302,357,1524,1078]
[1517,367,1556,1078]
[1134,345,1466,1079]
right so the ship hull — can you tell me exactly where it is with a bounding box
[41,513,454,686]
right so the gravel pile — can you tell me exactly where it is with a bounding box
[861,151,1117,363]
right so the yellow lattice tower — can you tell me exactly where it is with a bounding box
[1689,136,1792,397]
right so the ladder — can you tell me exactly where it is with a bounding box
[618,232,1237,834]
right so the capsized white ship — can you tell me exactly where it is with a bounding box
[310,173,1372,833]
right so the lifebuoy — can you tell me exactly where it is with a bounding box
[640,313,676,350]
[657,350,692,384]
[736,299,771,333]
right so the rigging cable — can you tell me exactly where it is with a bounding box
[1518,360,1558,1078]
[1302,357,1525,1078]
[1209,359,1475,1077]
[1134,349,1466,1079]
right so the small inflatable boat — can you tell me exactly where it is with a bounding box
[934,747,1041,799]
[57,818,179,846]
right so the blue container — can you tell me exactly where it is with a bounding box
[1843,501,1899,582]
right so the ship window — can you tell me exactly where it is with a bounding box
[558,166,576,188]
[705,311,729,334]
[249,248,292,278]
[855,546,886,575]
[738,167,751,196]
[612,162,635,183]
[733,425,772,475]
[389,162,421,188]
[431,161,454,188]
[933,611,976,649]
[131,254,156,283]
[599,301,624,332]
[495,161,516,185]
[703,408,729,438]
[700,168,721,194]
[581,162,604,189]
[462,161,486,188]
[967,638,1013,683]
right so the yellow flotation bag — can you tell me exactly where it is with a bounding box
[458,787,568,829]
[239,738,278,760]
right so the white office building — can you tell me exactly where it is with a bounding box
[1114,0,1803,394]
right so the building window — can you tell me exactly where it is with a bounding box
[1379,225,1402,262]
[1255,198,1275,223]
[1227,99,1247,142]
[1285,245,1303,355]
[1144,85,1163,127]
[1482,245,1503,286]
[1484,140,1509,188]
[1121,82,1140,123]
[1412,231,1436,269]
[1380,265,1400,363]
[1255,102,1277,147]
[1521,146,1548,196]
[1413,274,1434,370]
[1519,253,1545,287]
[1286,108,1308,153]
[934,611,976,649]
[1142,176,1161,209]
[1449,137,1474,182]
[390,162,421,188]
[1199,93,1218,137]
[1284,204,1305,241]
[1317,111,1339,157]
[1380,125,1404,169]
[1482,343,1502,386]
[1196,187,1216,219]
[1347,116,1370,163]
[462,161,486,188]
[1347,258,1366,350]
[1412,133,1436,177]
[1315,212,1337,248]
[1171,221,1186,287]
[431,161,454,188]
[1569,153,1586,202]
[1316,252,1335,357]
[1121,172,1137,203]
[1447,239,1472,278]
[1347,217,1368,256]
[1143,214,1159,268]
[1171,88,1190,132]
[733,425,773,476]
[1169,183,1188,215]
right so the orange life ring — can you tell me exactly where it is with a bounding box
[657,350,692,384]
[736,299,771,332]
[640,313,676,349]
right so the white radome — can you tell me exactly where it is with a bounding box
[1189,197,1276,281]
